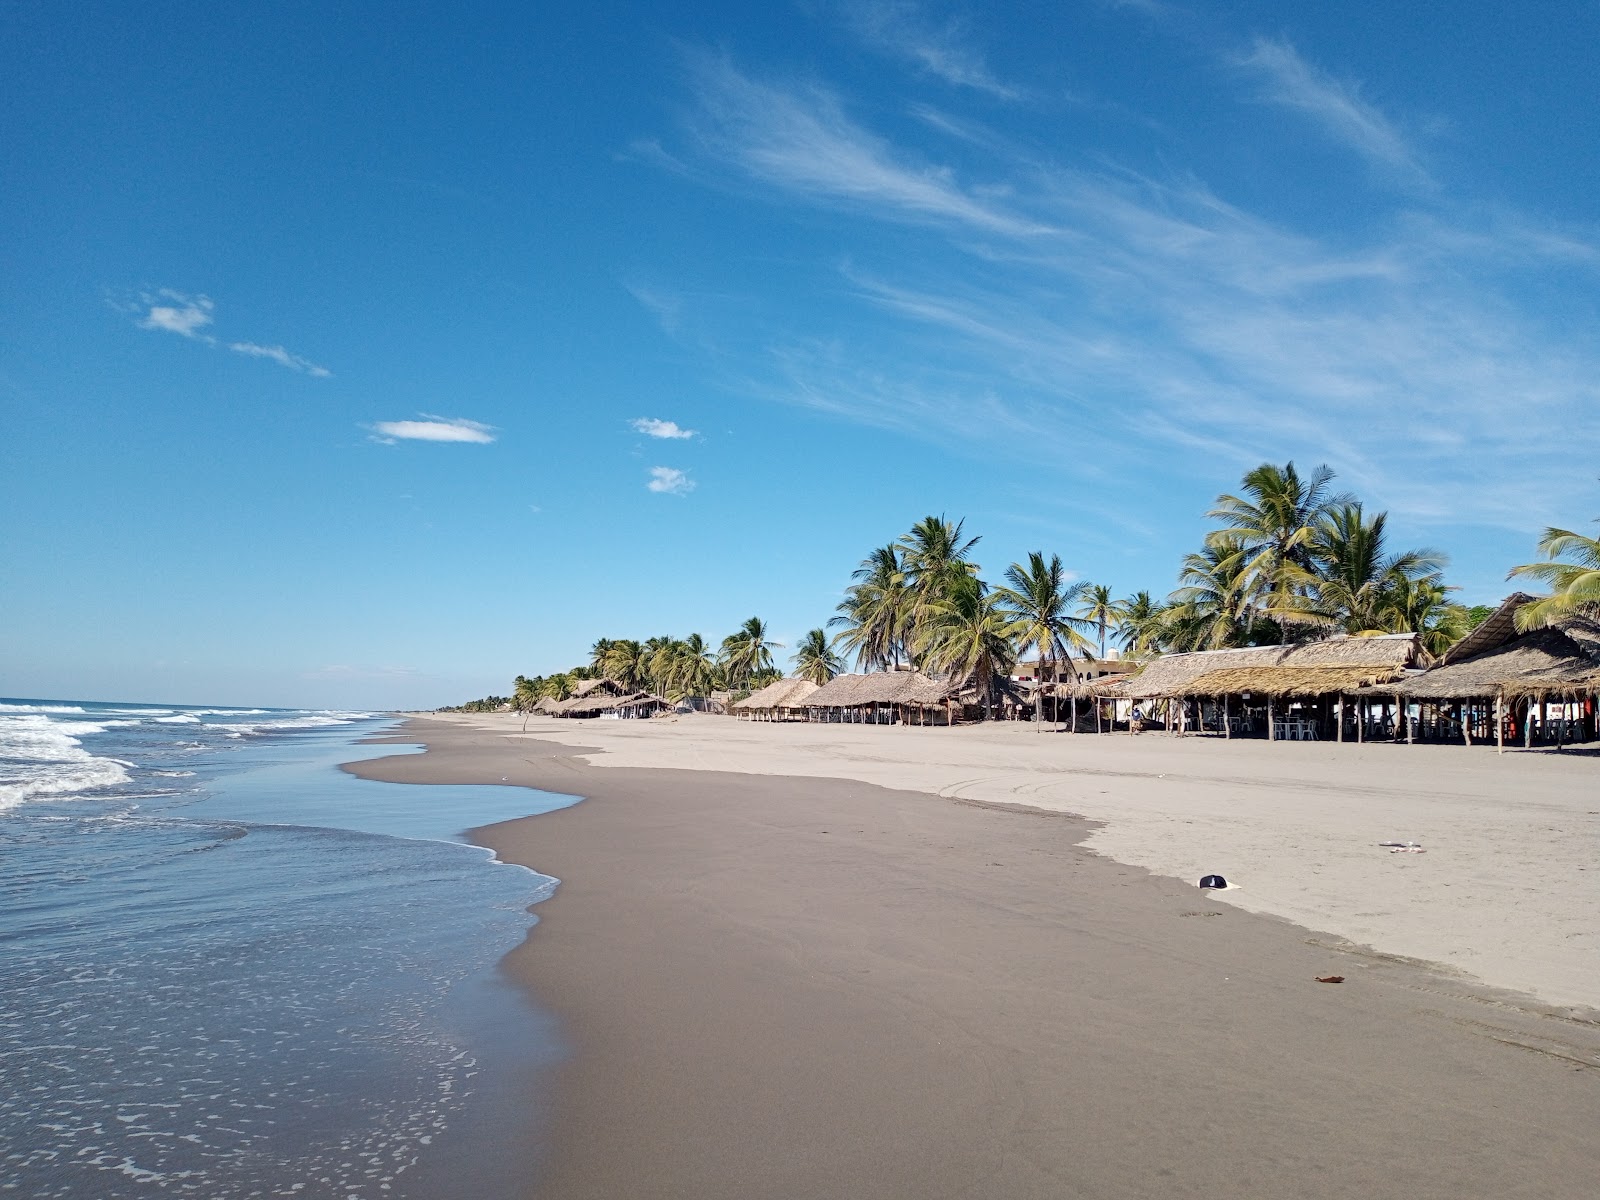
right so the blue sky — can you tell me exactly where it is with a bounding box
[3,0,1597,709]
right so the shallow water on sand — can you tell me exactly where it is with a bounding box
[0,699,575,1198]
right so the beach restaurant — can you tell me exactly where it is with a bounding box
[1378,594,1600,750]
[1099,632,1425,740]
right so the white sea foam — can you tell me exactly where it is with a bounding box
[0,702,88,714]
[0,715,133,812]
[213,712,372,735]
[154,715,202,724]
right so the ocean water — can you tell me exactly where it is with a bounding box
[0,699,576,1198]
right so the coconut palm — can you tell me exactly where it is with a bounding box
[791,628,844,686]
[1076,583,1125,661]
[830,544,909,671]
[1115,591,1164,655]
[720,617,780,689]
[1508,519,1600,630]
[1310,504,1446,634]
[996,553,1093,729]
[1207,461,1346,629]
[588,638,615,674]
[601,639,648,690]
[513,674,540,729]
[898,516,981,649]
[668,633,719,699]
[1164,536,1257,651]
[914,576,1018,719]
[1379,577,1469,660]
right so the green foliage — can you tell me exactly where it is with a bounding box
[1508,520,1600,630]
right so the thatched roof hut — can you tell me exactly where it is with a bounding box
[1104,633,1422,700]
[803,671,955,708]
[1393,600,1600,700]
[732,677,821,712]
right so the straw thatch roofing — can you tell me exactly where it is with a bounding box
[1435,593,1539,666]
[573,677,629,698]
[554,688,660,716]
[732,677,821,710]
[1393,614,1600,699]
[1103,633,1422,699]
[803,671,956,707]
[532,696,561,713]
[1180,665,1410,698]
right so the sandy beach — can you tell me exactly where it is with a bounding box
[438,712,1600,1012]
[347,717,1599,1199]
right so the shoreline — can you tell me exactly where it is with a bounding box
[346,718,1600,1199]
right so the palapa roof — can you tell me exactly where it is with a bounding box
[571,677,626,698]
[1393,612,1600,699]
[732,677,821,710]
[1435,593,1539,666]
[1103,633,1422,699]
[555,688,664,715]
[1180,665,1411,698]
[532,696,561,713]
[802,671,956,707]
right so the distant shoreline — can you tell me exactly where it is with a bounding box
[344,717,1600,1199]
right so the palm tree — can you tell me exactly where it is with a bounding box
[1115,591,1165,655]
[1207,462,1346,632]
[1164,536,1257,651]
[996,553,1093,729]
[898,516,981,652]
[588,638,615,674]
[1508,519,1600,630]
[601,639,648,690]
[669,634,719,699]
[514,674,540,730]
[914,576,1018,720]
[1310,504,1446,634]
[830,544,909,671]
[1076,583,1125,661]
[720,617,781,689]
[1380,577,1469,660]
[791,629,844,686]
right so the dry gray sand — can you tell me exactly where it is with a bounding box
[349,720,1600,1200]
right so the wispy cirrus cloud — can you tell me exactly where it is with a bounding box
[653,46,1600,543]
[631,417,697,439]
[1236,37,1428,185]
[123,289,332,376]
[834,1,1020,99]
[683,51,1051,237]
[227,341,332,377]
[646,466,695,494]
[369,416,497,445]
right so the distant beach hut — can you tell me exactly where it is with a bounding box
[801,671,960,726]
[732,677,821,722]
[1385,594,1599,751]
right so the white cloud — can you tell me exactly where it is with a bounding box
[1237,37,1428,184]
[126,289,331,376]
[647,466,695,494]
[838,2,1020,99]
[138,290,215,339]
[370,415,497,445]
[228,341,332,377]
[632,417,697,439]
[683,52,1051,237]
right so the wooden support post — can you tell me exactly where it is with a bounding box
[1525,699,1533,748]
[1224,693,1231,740]
[1070,693,1077,734]
[1461,701,1471,747]
[1268,695,1276,741]
[1495,691,1504,755]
